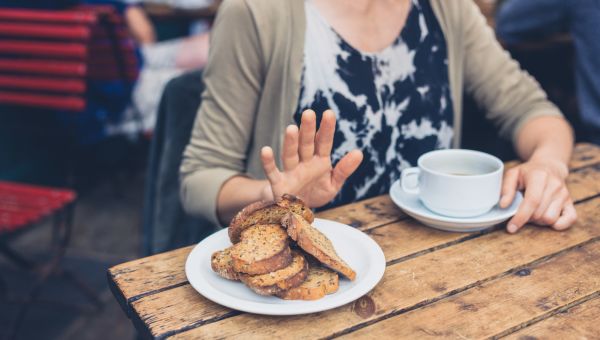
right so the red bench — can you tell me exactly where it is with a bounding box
[0,6,138,112]
[0,180,102,339]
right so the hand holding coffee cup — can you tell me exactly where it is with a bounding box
[401,149,504,218]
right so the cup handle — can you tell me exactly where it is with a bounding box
[401,167,421,195]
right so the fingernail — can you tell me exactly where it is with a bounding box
[507,223,518,233]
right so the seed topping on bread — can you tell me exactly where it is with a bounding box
[277,265,339,300]
[228,194,314,243]
[230,224,292,275]
[212,195,357,300]
[282,212,356,281]
[240,251,308,295]
[210,247,240,281]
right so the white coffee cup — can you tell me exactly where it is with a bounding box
[401,149,504,218]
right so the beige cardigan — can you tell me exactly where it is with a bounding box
[180,0,562,225]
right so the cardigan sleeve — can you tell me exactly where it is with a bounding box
[460,0,564,144]
[179,0,264,226]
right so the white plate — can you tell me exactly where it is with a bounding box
[389,180,523,232]
[185,218,386,315]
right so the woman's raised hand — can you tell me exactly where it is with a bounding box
[260,109,363,207]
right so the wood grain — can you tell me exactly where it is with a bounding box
[109,144,600,307]
[569,143,600,169]
[108,246,192,310]
[343,241,600,339]
[108,195,405,309]
[504,143,600,171]
[503,295,600,340]
[112,158,600,311]
[316,195,405,231]
[371,164,600,263]
[167,197,600,339]
[107,143,600,339]
[568,164,600,202]
[130,285,233,339]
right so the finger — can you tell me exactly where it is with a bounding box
[537,187,569,225]
[552,200,577,231]
[298,110,317,161]
[536,199,564,226]
[282,125,299,171]
[532,179,562,220]
[315,110,336,157]
[500,168,520,208]
[260,146,282,184]
[331,150,363,190]
[506,173,547,233]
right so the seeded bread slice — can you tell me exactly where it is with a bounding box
[277,266,339,300]
[230,224,292,275]
[210,247,239,281]
[228,194,314,243]
[282,213,356,281]
[240,251,308,296]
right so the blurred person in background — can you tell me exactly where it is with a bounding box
[114,0,217,135]
[496,0,600,145]
[180,0,577,235]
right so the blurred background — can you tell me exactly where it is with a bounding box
[0,0,594,339]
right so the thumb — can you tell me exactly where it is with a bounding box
[500,167,520,209]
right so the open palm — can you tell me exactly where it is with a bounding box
[260,109,363,208]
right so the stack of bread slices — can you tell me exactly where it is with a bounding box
[211,194,356,300]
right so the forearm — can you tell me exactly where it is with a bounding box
[125,6,156,44]
[515,116,573,173]
[217,176,270,225]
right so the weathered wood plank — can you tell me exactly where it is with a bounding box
[111,160,600,313]
[130,285,233,339]
[108,143,600,338]
[371,164,600,263]
[109,144,600,308]
[114,163,600,337]
[568,163,600,202]
[502,295,600,340]
[128,222,467,338]
[108,196,405,311]
[482,143,600,172]
[167,197,600,339]
[108,246,193,310]
[570,143,600,169]
[342,241,600,340]
[316,195,405,231]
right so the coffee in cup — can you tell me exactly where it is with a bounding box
[401,149,504,218]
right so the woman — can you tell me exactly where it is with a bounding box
[180,0,576,234]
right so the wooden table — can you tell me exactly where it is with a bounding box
[109,143,600,339]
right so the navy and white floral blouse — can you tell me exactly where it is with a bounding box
[295,0,455,208]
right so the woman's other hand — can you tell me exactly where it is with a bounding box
[260,109,363,207]
[500,158,576,233]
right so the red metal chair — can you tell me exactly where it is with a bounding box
[0,6,139,111]
[0,181,102,340]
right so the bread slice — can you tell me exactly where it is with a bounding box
[282,213,356,281]
[277,266,339,300]
[240,251,308,296]
[210,247,239,281]
[228,194,314,243]
[321,267,339,295]
[230,224,292,275]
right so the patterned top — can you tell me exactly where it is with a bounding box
[295,0,454,208]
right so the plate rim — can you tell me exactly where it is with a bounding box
[184,218,386,316]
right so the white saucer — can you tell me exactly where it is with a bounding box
[389,180,523,232]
